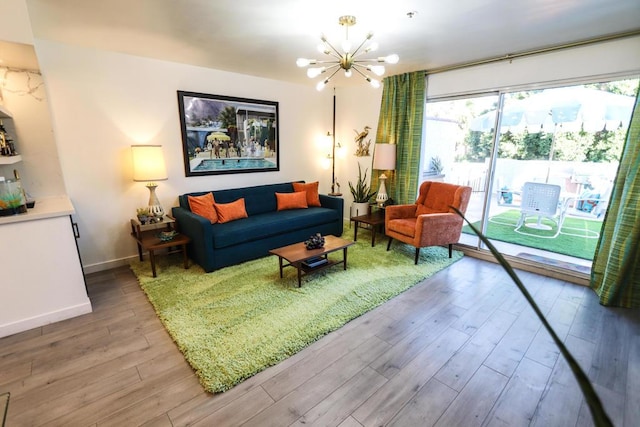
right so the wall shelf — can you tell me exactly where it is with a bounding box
[0,155,22,165]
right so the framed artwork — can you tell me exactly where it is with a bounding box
[177,91,279,176]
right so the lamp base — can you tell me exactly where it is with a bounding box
[146,183,165,218]
[328,192,342,197]
[376,174,388,207]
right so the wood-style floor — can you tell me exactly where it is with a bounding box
[1,255,638,426]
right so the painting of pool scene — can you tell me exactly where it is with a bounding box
[177,91,278,176]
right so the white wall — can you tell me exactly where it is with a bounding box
[34,40,338,272]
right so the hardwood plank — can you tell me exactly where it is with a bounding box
[291,366,387,427]
[435,308,517,391]
[625,332,640,427]
[243,336,390,427]
[484,357,552,427]
[370,304,465,379]
[483,307,542,377]
[190,386,274,427]
[434,365,508,427]
[387,378,458,427]
[352,328,469,427]
[260,320,392,401]
[530,334,595,427]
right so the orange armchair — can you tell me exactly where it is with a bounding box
[385,181,472,264]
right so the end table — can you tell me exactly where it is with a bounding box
[351,208,386,247]
[130,216,191,277]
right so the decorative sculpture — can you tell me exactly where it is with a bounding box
[354,126,371,157]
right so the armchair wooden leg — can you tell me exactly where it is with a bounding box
[448,244,453,258]
[415,247,420,264]
[387,237,393,251]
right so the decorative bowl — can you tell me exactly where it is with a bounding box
[158,230,178,242]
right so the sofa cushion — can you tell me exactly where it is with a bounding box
[215,198,248,223]
[187,192,218,223]
[276,191,308,211]
[212,207,339,249]
[292,181,321,207]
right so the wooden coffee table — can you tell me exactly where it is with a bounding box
[269,235,355,287]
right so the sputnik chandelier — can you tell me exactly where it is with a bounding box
[296,15,399,91]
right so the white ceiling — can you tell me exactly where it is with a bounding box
[15,0,640,87]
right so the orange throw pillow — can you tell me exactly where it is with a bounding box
[276,191,309,211]
[292,181,321,207]
[187,192,218,223]
[215,198,248,223]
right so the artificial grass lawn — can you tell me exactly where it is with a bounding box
[462,209,602,260]
[130,231,462,393]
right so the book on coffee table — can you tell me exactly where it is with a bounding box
[302,256,328,269]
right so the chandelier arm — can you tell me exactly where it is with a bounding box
[350,65,372,81]
[321,39,344,58]
[350,35,372,58]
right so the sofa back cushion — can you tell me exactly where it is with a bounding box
[179,182,299,216]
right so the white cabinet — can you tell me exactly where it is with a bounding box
[0,197,92,338]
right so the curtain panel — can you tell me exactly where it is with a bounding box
[372,71,426,204]
[590,87,640,308]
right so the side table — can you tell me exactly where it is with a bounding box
[130,216,191,277]
[351,209,386,247]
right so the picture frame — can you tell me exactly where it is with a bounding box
[177,91,279,176]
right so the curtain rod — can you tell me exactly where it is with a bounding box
[426,29,640,75]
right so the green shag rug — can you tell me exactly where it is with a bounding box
[462,209,601,260]
[130,229,463,393]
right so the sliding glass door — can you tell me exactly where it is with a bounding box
[423,78,638,272]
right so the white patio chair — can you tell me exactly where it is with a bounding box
[514,182,562,238]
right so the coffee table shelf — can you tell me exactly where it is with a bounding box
[269,235,355,287]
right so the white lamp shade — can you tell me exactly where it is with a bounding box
[131,145,168,182]
[372,143,396,170]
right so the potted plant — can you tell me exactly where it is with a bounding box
[348,163,377,217]
[136,207,150,224]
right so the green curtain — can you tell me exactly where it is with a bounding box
[590,87,640,308]
[372,71,426,204]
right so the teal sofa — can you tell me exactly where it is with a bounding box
[172,181,344,272]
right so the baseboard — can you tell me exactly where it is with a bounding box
[82,255,138,274]
[0,301,93,338]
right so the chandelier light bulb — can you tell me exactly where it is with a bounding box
[344,69,352,77]
[365,41,379,53]
[383,54,399,64]
[368,65,385,76]
[296,58,312,67]
[316,80,328,91]
[307,67,325,78]
[369,77,380,88]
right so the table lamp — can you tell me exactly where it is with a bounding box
[131,144,168,218]
[372,143,396,207]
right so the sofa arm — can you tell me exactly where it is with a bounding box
[319,194,344,235]
[171,206,215,272]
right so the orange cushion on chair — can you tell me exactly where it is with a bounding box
[276,191,309,211]
[187,192,218,223]
[292,181,321,207]
[215,198,248,223]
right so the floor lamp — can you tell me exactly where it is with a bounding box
[372,143,396,207]
[328,88,342,196]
